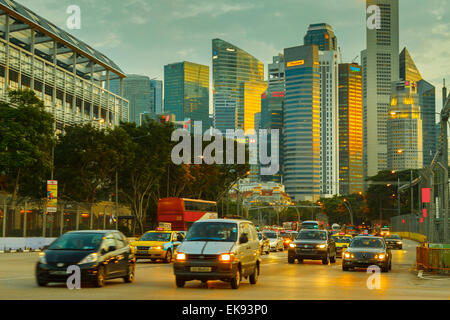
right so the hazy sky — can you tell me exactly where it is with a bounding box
[18,0,449,109]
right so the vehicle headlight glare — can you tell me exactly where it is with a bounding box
[317,244,326,249]
[176,253,186,261]
[344,252,353,259]
[377,253,386,260]
[78,253,98,264]
[38,252,47,264]
[219,253,233,262]
[289,243,296,248]
[397,241,402,244]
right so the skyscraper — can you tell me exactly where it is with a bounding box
[283,45,321,202]
[338,63,364,195]
[417,80,436,166]
[164,61,209,126]
[399,48,422,83]
[304,23,337,51]
[212,39,267,133]
[150,79,163,114]
[387,80,423,170]
[110,74,151,125]
[362,0,399,179]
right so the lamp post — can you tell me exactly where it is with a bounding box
[342,199,354,225]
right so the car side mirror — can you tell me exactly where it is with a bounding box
[177,235,184,242]
[239,234,249,244]
[108,245,116,252]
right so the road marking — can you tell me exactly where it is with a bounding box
[0,276,34,281]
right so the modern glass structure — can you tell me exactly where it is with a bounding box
[417,79,436,166]
[0,0,129,130]
[338,63,363,195]
[400,48,422,84]
[110,74,151,124]
[387,80,423,170]
[164,61,209,127]
[304,23,337,51]
[283,45,321,202]
[362,0,399,179]
[150,79,163,114]
[212,38,267,133]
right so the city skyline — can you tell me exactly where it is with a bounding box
[17,0,449,111]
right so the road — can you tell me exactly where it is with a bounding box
[0,239,448,300]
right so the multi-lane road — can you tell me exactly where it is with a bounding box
[0,239,448,300]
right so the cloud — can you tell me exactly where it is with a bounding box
[172,1,255,19]
[93,32,122,49]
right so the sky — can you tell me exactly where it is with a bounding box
[17,0,450,111]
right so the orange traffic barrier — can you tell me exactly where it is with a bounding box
[416,245,450,273]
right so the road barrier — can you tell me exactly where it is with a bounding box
[416,244,450,274]
[395,231,427,243]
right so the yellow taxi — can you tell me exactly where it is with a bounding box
[331,233,353,258]
[131,229,185,263]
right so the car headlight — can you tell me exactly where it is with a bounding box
[38,252,47,264]
[375,253,386,260]
[289,243,296,248]
[219,253,234,262]
[344,252,354,259]
[397,241,402,244]
[175,253,186,261]
[78,253,98,265]
[317,244,327,249]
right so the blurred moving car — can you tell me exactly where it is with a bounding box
[281,231,296,249]
[342,236,392,272]
[173,219,261,289]
[384,234,403,249]
[36,230,135,287]
[258,232,270,255]
[300,220,320,230]
[263,230,284,251]
[380,227,390,237]
[131,230,185,263]
[331,233,353,258]
[288,229,336,264]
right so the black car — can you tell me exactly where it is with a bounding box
[288,229,336,264]
[384,234,403,249]
[342,236,392,272]
[36,230,136,287]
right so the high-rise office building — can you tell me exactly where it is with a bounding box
[150,79,163,114]
[387,80,423,170]
[212,39,267,133]
[283,45,321,202]
[164,61,209,126]
[362,0,399,179]
[0,0,129,129]
[399,48,422,83]
[110,74,151,124]
[304,23,337,51]
[417,80,436,166]
[338,63,364,195]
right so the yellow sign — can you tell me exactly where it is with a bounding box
[47,180,58,212]
[287,60,304,67]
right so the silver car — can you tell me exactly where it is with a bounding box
[263,231,284,252]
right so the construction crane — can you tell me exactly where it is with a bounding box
[338,47,343,64]
[352,55,359,64]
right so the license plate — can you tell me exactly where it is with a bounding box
[190,267,211,272]
[49,270,67,275]
[137,250,148,255]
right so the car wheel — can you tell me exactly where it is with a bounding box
[36,277,47,287]
[288,256,295,264]
[342,265,350,271]
[164,250,172,263]
[249,265,259,284]
[381,262,389,273]
[123,265,135,283]
[322,253,329,265]
[175,277,185,288]
[298,259,303,264]
[94,265,105,287]
[230,268,241,289]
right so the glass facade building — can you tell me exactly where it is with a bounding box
[283,45,321,202]
[164,61,209,127]
[417,79,436,166]
[304,23,337,51]
[212,38,267,133]
[0,0,129,130]
[150,79,163,114]
[338,63,363,195]
[110,74,151,125]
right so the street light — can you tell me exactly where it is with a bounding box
[342,198,354,225]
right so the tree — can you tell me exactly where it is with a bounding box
[0,89,53,201]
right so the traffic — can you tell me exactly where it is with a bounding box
[33,199,403,289]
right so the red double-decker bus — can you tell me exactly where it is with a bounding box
[157,198,218,231]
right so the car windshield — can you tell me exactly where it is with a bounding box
[185,222,238,242]
[386,235,401,239]
[48,233,104,250]
[297,230,327,240]
[350,238,385,248]
[302,223,318,229]
[332,236,352,243]
[263,232,277,239]
[139,232,171,242]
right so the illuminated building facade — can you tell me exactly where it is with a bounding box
[164,61,209,126]
[283,45,321,202]
[304,23,337,51]
[338,63,363,195]
[0,0,129,130]
[387,80,423,170]
[212,38,267,133]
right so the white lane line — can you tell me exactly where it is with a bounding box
[0,276,34,281]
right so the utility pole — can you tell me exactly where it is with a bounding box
[397,177,401,216]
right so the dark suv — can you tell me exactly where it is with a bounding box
[288,229,336,264]
[36,230,135,287]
